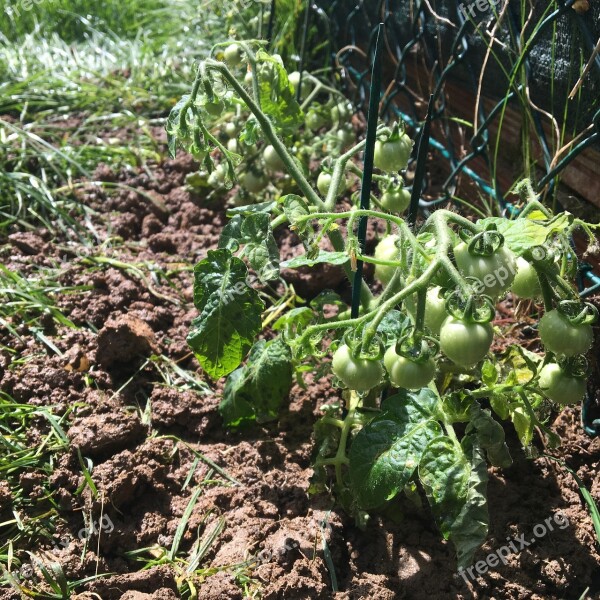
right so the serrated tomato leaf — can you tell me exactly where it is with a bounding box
[479,216,571,256]
[255,50,303,136]
[239,213,280,281]
[187,249,264,379]
[466,405,512,468]
[281,250,348,269]
[418,436,489,569]
[348,389,442,510]
[220,338,293,427]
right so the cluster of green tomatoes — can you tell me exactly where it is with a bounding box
[332,213,595,407]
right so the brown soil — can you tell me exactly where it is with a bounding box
[0,141,599,600]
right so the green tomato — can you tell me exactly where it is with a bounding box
[539,363,586,405]
[205,100,224,116]
[511,257,541,299]
[208,163,227,187]
[337,126,355,149]
[374,235,401,285]
[317,171,349,197]
[227,138,239,153]
[305,110,327,132]
[263,145,286,171]
[423,287,448,335]
[454,242,517,298]
[225,122,238,138]
[239,170,268,193]
[223,43,244,66]
[331,102,351,123]
[373,133,413,172]
[538,309,593,357]
[380,187,411,213]
[191,149,207,162]
[244,70,254,86]
[288,71,311,96]
[439,316,494,367]
[404,286,448,335]
[384,345,435,390]
[332,344,384,392]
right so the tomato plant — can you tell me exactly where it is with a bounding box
[168,41,599,571]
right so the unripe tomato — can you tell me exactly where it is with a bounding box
[223,43,244,66]
[539,363,586,405]
[205,101,224,116]
[454,242,517,298]
[317,172,349,197]
[384,345,436,390]
[374,235,401,285]
[424,287,448,335]
[208,163,227,187]
[244,71,254,86]
[332,344,384,392]
[305,110,327,132]
[337,126,355,149]
[511,257,541,299]
[439,316,493,367]
[263,145,285,171]
[239,170,268,193]
[405,286,448,335]
[373,133,413,172]
[331,102,351,123]
[538,309,593,357]
[380,187,411,213]
[227,138,239,153]
[225,122,238,138]
[288,71,311,96]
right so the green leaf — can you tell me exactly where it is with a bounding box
[226,201,276,217]
[419,436,489,569]
[382,387,440,419]
[479,217,569,256]
[376,309,412,343]
[256,50,304,136]
[348,389,442,509]
[239,118,260,145]
[187,249,264,378]
[273,307,314,332]
[489,392,510,420]
[481,360,498,386]
[166,95,190,158]
[281,250,348,269]
[218,214,280,281]
[442,392,474,423]
[452,437,490,569]
[218,214,243,252]
[282,194,311,229]
[220,338,293,427]
[466,406,512,468]
[509,404,535,447]
[240,213,280,281]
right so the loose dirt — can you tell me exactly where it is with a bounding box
[0,141,598,600]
